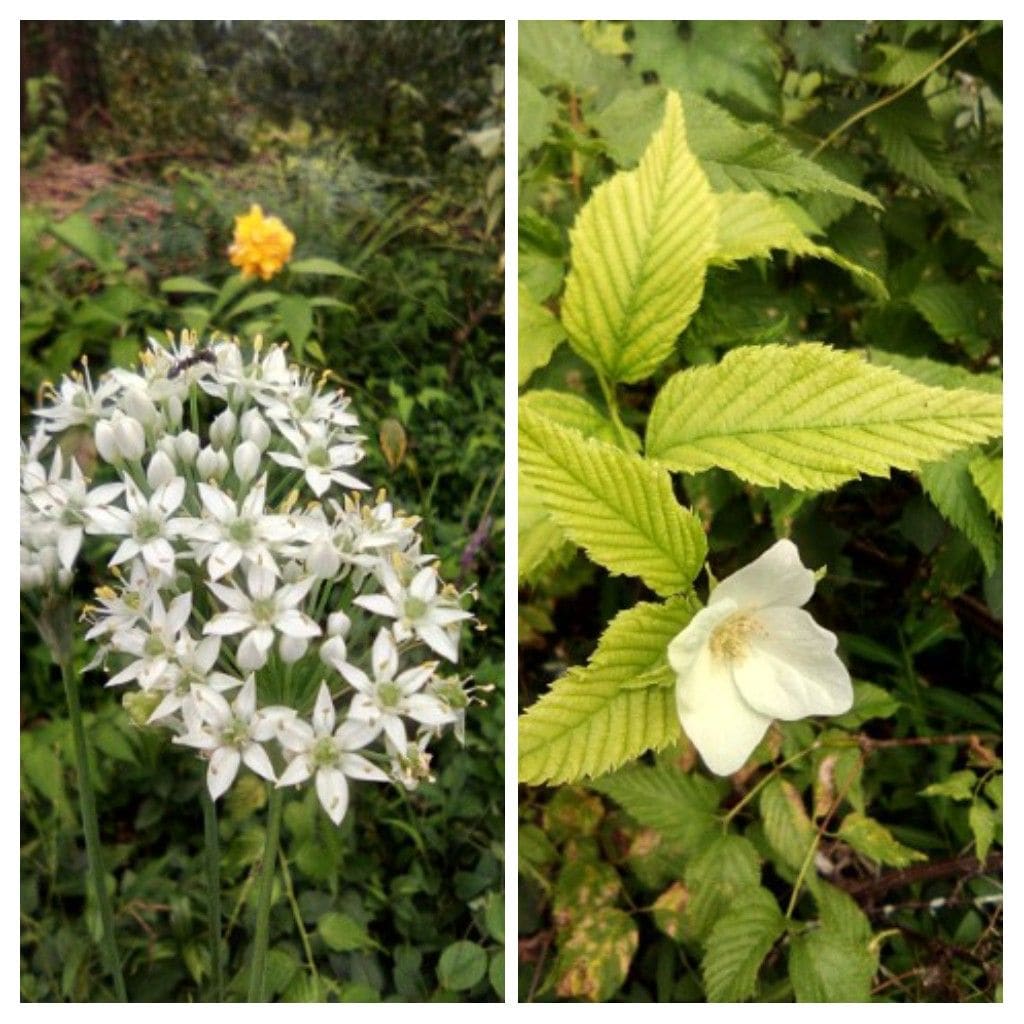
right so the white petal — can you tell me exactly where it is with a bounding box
[339,663,373,694]
[241,741,276,782]
[208,542,243,580]
[207,746,241,800]
[416,623,458,662]
[675,647,772,776]
[57,526,83,570]
[204,611,252,636]
[382,714,407,750]
[371,628,399,681]
[733,607,853,720]
[353,594,398,618]
[710,538,815,612]
[277,755,313,787]
[193,684,233,727]
[316,768,350,825]
[234,676,257,719]
[276,717,315,752]
[275,609,321,639]
[237,632,270,671]
[335,717,379,751]
[199,482,236,522]
[667,602,738,680]
[409,567,437,602]
[403,693,455,727]
[339,752,389,783]
[142,537,176,575]
[313,682,336,735]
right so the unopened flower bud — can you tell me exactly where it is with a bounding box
[94,420,119,463]
[123,388,159,428]
[175,430,200,464]
[210,409,237,449]
[166,395,184,428]
[156,435,178,463]
[307,539,341,580]
[233,440,261,483]
[326,611,351,638]
[240,409,271,450]
[320,635,348,670]
[196,446,227,481]
[113,414,146,461]
[279,634,308,664]
[147,450,177,489]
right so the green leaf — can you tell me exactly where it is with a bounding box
[518,283,565,385]
[920,451,1000,573]
[646,343,1003,490]
[520,406,707,594]
[276,295,314,358]
[837,812,927,868]
[317,911,373,952]
[832,681,902,728]
[712,191,887,299]
[684,834,763,942]
[437,940,487,992]
[518,482,573,584]
[222,290,282,320]
[865,43,940,86]
[159,276,218,295]
[288,256,361,279]
[518,595,701,786]
[760,778,816,872]
[920,770,977,802]
[702,887,785,1002]
[910,282,995,355]
[489,950,504,999]
[436,942,487,991]
[48,213,124,271]
[553,906,638,1002]
[519,77,558,160]
[866,351,1002,394]
[813,882,872,945]
[789,928,876,1002]
[969,454,1002,519]
[871,95,970,208]
[590,762,720,853]
[561,89,717,383]
[968,800,998,861]
[520,389,639,451]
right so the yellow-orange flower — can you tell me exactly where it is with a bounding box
[228,204,295,281]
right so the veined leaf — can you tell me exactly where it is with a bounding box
[920,450,1000,573]
[866,350,1002,394]
[837,812,927,868]
[789,928,876,1002]
[865,43,939,86]
[760,778,816,872]
[646,343,1003,490]
[562,90,717,383]
[518,595,700,786]
[590,762,720,853]
[553,907,638,1002]
[712,191,887,299]
[703,887,785,1002]
[684,834,763,943]
[969,454,1002,519]
[521,405,707,594]
[518,283,565,385]
[520,389,639,451]
[518,482,573,584]
[813,882,872,945]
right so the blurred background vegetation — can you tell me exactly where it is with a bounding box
[21,20,504,1001]
[518,20,1001,1003]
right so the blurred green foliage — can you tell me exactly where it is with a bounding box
[518,19,1001,1003]
[21,21,503,1003]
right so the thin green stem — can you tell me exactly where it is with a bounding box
[811,29,978,158]
[721,741,820,828]
[785,829,823,919]
[60,653,128,1001]
[200,787,224,1002]
[279,848,319,987]
[247,785,284,1002]
[597,374,632,450]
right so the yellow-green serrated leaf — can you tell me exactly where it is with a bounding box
[760,778,816,872]
[712,191,888,299]
[968,800,998,862]
[521,405,707,594]
[703,887,785,1003]
[519,482,573,583]
[789,928,876,1002]
[519,595,700,785]
[589,763,720,853]
[813,882,872,945]
[920,450,1000,573]
[866,350,1002,394]
[518,282,565,386]
[920,770,978,802]
[646,343,1003,490]
[837,812,927,868]
[520,389,640,451]
[969,454,1002,519]
[561,89,717,383]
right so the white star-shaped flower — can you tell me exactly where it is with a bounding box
[276,682,389,825]
[668,539,853,776]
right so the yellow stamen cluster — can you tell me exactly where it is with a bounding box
[709,612,766,665]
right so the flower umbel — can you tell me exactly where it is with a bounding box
[668,539,853,776]
[228,204,295,281]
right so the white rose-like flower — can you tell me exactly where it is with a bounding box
[668,539,853,776]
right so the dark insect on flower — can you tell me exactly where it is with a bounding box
[167,349,217,379]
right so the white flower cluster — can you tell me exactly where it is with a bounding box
[21,335,476,824]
